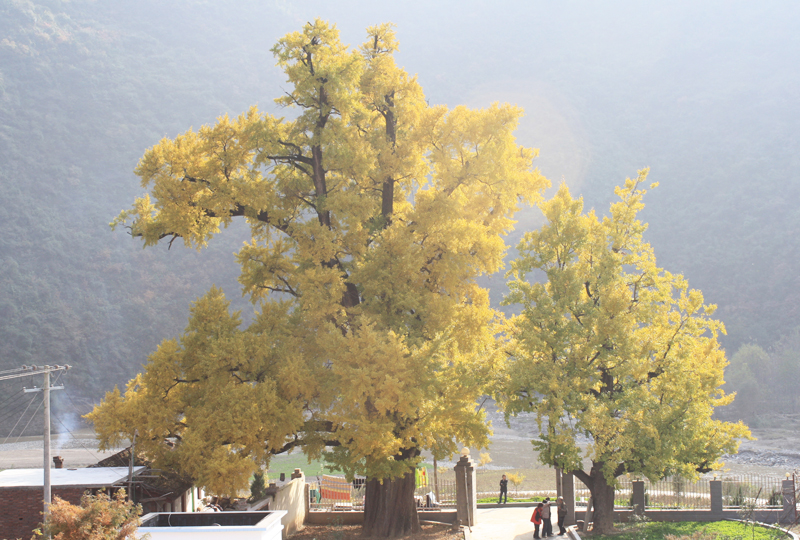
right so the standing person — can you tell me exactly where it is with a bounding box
[499,474,508,504]
[541,497,552,536]
[531,502,543,539]
[557,496,567,535]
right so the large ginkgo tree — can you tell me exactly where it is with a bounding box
[87,20,548,537]
[500,172,750,534]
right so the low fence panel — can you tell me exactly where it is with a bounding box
[307,474,457,511]
[579,473,784,511]
[720,474,784,509]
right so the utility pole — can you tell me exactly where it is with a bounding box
[1,365,70,523]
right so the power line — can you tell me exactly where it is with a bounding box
[1,392,41,445]
[13,393,45,444]
[0,385,24,410]
[0,365,49,382]
[0,366,34,376]
[0,364,72,528]
[0,371,66,436]
[51,409,101,463]
[62,386,92,417]
[0,398,35,427]
[0,389,31,416]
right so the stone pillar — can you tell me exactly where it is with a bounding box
[562,472,575,526]
[781,479,795,524]
[556,468,562,499]
[454,454,477,527]
[632,481,645,516]
[710,480,723,516]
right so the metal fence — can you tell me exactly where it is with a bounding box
[576,474,785,510]
[613,476,712,510]
[305,472,787,512]
[307,475,457,512]
[417,477,457,509]
[720,474,784,509]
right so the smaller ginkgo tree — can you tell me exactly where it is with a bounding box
[499,170,751,534]
[506,471,525,499]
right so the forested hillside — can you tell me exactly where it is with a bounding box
[1,0,798,430]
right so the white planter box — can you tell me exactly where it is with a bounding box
[137,511,287,540]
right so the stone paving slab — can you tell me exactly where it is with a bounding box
[465,507,571,540]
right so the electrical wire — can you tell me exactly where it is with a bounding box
[2,392,40,445]
[13,394,45,443]
[0,402,34,428]
[0,385,24,410]
[51,409,101,463]
[0,372,65,433]
[0,367,32,376]
[0,392,32,420]
[62,386,92,418]
[8,370,66,444]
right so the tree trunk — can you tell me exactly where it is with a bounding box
[363,471,420,538]
[573,464,616,535]
[587,470,615,534]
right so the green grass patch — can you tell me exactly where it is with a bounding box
[591,521,788,540]
[266,453,329,478]
[265,454,437,481]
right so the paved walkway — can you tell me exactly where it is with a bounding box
[465,507,572,540]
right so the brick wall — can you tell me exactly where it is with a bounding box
[0,486,85,540]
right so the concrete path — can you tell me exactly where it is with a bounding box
[465,507,571,540]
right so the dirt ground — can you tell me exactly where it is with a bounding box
[287,523,460,540]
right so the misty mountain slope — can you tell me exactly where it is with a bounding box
[0,0,798,421]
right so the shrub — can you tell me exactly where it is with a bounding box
[35,489,141,540]
[249,470,267,502]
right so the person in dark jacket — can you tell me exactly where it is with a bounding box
[499,474,508,503]
[557,496,567,535]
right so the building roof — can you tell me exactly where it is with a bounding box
[89,447,194,501]
[0,466,145,488]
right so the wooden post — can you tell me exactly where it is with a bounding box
[433,457,440,505]
[582,496,593,532]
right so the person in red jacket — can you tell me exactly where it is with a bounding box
[531,502,544,539]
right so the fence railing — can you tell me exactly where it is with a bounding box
[304,472,789,512]
[582,474,786,510]
[720,474,784,509]
[615,476,712,510]
[307,475,457,511]
[416,478,457,509]
[473,471,788,511]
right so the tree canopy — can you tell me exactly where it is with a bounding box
[499,171,751,534]
[87,19,548,536]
